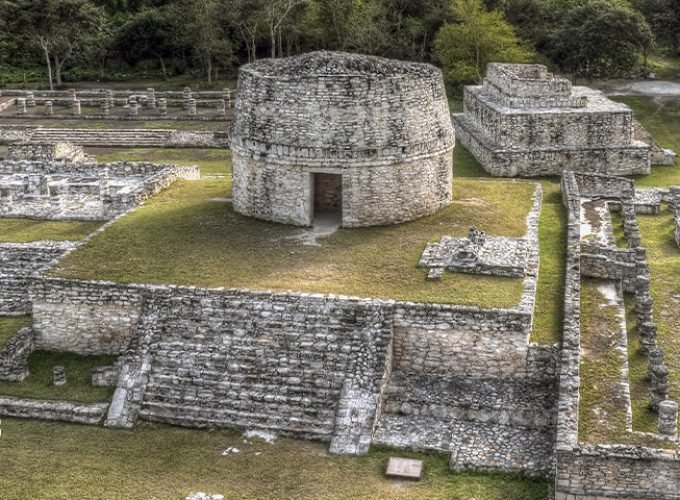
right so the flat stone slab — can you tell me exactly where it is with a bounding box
[385,457,423,480]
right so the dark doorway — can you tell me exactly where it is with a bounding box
[313,173,342,225]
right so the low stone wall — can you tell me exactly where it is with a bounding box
[0,396,108,424]
[6,142,85,163]
[0,125,229,148]
[556,445,680,499]
[0,241,76,314]
[0,327,34,381]
[675,208,680,248]
[580,243,637,288]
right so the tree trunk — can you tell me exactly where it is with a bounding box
[40,40,53,91]
[270,25,276,58]
[158,56,168,81]
[54,54,62,87]
[207,57,212,83]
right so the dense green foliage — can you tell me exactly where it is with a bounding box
[0,0,672,88]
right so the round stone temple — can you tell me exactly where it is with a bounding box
[229,50,455,228]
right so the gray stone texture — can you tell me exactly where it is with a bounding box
[230,51,455,227]
[0,327,34,381]
[0,396,108,424]
[454,63,675,177]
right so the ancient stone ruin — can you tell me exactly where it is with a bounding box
[454,63,677,177]
[229,51,455,227]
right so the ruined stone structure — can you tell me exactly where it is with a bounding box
[418,226,530,279]
[230,51,455,227]
[555,171,680,499]
[6,142,86,163]
[454,63,677,177]
[0,159,199,220]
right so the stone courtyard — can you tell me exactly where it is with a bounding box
[0,56,679,499]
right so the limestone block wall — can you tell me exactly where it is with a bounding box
[463,89,633,148]
[0,241,75,314]
[6,142,85,163]
[30,279,144,354]
[0,327,34,381]
[454,117,651,177]
[232,153,452,227]
[675,208,680,248]
[230,51,455,227]
[556,445,680,499]
[580,243,637,287]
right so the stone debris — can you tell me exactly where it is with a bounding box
[52,365,66,386]
[419,226,529,279]
[221,447,240,456]
[185,493,224,500]
[243,429,277,444]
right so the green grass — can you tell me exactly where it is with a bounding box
[609,211,628,249]
[0,316,32,350]
[610,96,680,188]
[87,147,231,176]
[0,351,116,402]
[578,279,631,444]
[624,294,658,434]
[647,52,680,80]
[531,181,566,345]
[638,209,680,428]
[0,219,102,243]
[52,176,533,307]
[0,419,551,499]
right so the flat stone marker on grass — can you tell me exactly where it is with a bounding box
[385,457,423,480]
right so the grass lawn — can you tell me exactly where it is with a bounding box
[578,279,631,444]
[637,209,680,434]
[0,316,32,350]
[0,351,116,402]
[52,175,533,306]
[0,419,551,500]
[0,218,102,243]
[87,146,231,176]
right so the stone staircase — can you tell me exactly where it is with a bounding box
[25,128,229,148]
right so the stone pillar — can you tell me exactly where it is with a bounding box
[158,98,167,117]
[635,274,656,354]
[128,99,138,117]
[53,366,66,386]
[659,400,678,436]
[99,169,110,198]
[101,98,110,116]
[68,88,76,101]
[649,348,669,411]
[147,88,156,108]
[223,88,231,108]
[183,86,192,109]
[26,92,36,107]
[72,99,81,116]
[218,99,227,117]
[15,98,26,115]
[106,89,115,107]
[45,100,53,116]
[187,98,197,117]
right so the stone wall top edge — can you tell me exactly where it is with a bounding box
[32,275,531,317]
[574,442,680,461]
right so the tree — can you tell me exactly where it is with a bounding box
[434,0,534,86]
[545,0,654,81]
[187,0,236,82]
[14,0,106,89]
[114,7,188,80]
[264,0,307,58]
[635,0,680,55]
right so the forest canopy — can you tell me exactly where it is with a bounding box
[0,0,675,88]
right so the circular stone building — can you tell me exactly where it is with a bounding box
[229,51,455,228]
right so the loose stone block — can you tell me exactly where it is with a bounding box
[187,98,197,117]
[385,457,423,480]
[72,99,81,116]
[15,98,26,115]
[26,92,35,107]
[658,400,678,436]
[53,365,66,386]
[45,101,53,116]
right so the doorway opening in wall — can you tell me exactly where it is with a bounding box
[313,173,343,229]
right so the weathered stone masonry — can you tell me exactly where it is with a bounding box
[555,171,680,499]
[230,51,455,227]
[454,63,676,177]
